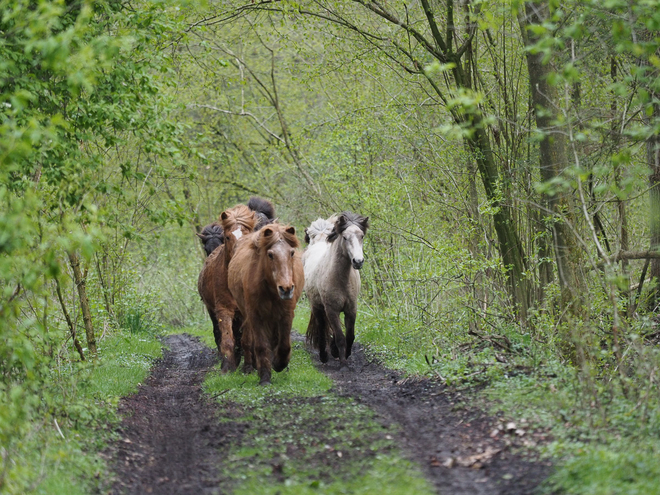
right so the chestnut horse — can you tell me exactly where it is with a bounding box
[198,202,272,371]
[303,212,369,369]
[197,197,275,256]
[228,223,304,385]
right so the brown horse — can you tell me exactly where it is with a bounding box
[197,204,258,372]
[228,223,304,385]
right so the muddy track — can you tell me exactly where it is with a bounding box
[109,333,550,494]
[309,339,552,494]
[109,334,237,495]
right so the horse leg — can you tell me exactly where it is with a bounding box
[241,325,255,374]
[208,309,222,355]
[272,322,292,372]
[232,313,243,368]
[216,309,237,372]
[326,309,348,370]
[311,305,330,363]
[344,310,356,359]
[255,339,272,385]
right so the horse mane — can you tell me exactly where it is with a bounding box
[197,222,224,256]
[327,212,369,242]
[254,223,300,251]
[248,197,276,231]
[304,218,334,244]
[220,204,257,233]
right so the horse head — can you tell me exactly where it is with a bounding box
[328,212,369,270]
[304,218,334,245]
[256,224,300,300]
[248,196,277,231]
[220,204,258,257]
[197,223,225,256]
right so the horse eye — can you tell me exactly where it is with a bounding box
[290,250,295,257]
[267,252,274,259]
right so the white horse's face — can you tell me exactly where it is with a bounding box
[342,224,365,270]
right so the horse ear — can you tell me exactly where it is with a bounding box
[262,227,274,237]
[361,217,370,232]
[286,226,296,236]
[221,211,229,221]
[196,232,208,241]
[304,228,310,244]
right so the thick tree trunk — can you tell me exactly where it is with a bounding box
[468,123,530,317]
[520,2,584,310]
[68,252,97,357]
[648,127,660,309]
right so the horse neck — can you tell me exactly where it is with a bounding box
[329,237,353,280]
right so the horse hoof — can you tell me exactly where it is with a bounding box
[259,379,272,386]
[242,365,254,374]
[221,361,236,373]
[330,343,339,358]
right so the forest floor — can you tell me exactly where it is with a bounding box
[108,333,552,494]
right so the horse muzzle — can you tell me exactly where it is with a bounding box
[352,258,364,270]
[278,286,295,300]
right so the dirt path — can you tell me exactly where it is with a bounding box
[310,340,552,494]
[109,334,550,494]
[109,334,237,494]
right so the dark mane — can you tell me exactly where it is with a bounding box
[197,222,225,256]
[327,212,369,242]
[254,223,300,250]
[248,197,276,230]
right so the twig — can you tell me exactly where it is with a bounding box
[54,418,65,440]
[424,355,446,384]
[210,389,230,399]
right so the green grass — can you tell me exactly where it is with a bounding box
[25,330,162,494]
[198,304,433,495]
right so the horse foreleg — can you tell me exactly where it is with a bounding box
[208,309,222,356]
[232,313,243,368]
[326,310,348,370]
[272,323,292,372]
[216,309,237,372]
[241,325,255,375]
[254,338,272,385]
[311,305,329,363]
[344,310,356,359]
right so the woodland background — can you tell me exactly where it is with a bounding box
[3,0,660,493]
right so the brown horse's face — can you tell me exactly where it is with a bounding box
[263,228,298,300]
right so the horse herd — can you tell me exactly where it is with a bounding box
[197,197,369,385]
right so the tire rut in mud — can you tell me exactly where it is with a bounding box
[109,334,241,495]
[310,339,552,495]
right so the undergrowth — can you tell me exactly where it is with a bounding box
[4,331,162,494]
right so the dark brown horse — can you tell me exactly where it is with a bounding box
[228,223,304,385]
[197,222,225,256]
[197,204,258,371]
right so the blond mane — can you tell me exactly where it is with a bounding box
[220,204,257,233]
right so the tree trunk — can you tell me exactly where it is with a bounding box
[54,277,85,361]
[648,123,660,309]
[519,2,584,310]
[68,252,97,357]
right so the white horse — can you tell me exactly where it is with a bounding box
[302,212,369,369]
